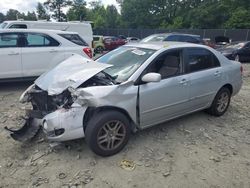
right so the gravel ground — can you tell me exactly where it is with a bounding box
[0,64,250,188]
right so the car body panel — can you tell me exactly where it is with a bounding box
[35,54,112,95]
[139,74,190,128]
[0,47,22,79]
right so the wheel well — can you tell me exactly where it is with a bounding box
[83,106,137,131]
[222,84,233,94]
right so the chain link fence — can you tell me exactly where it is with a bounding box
[93,29,250,42]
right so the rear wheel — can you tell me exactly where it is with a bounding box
[206,87,231,116]
[85,110,131,157]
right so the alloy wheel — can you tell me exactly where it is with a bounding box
[97,120,126,151]
[216,92,229,113]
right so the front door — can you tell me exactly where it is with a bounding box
[139,49,190,128]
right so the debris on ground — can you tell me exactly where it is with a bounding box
[119,159,136,171]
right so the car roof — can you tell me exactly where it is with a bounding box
[0,29,78,35]
[149,33,201,38]
[2,20,91,25]
[125,41,206,50]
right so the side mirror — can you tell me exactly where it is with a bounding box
[141,73,161,83]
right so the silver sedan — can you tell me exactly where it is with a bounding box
[7,42,243,156]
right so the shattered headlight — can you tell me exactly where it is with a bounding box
[19,84,35,103]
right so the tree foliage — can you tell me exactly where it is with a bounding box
[37,2,50,20]
[44,0,72,21]
[0,0,250,29]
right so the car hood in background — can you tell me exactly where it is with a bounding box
[35,54,112,95]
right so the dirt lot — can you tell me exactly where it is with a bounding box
[0,65,250,188]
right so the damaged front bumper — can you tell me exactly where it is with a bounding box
[42,105,87,141]
[6,105,87,142]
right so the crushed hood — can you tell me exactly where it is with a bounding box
[35,54,112,95]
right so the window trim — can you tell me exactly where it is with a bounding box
[22,32,61,48]
[9,24,27,29]
[134,48,185,85]
[183,47,221,74]
[0,32,20,48]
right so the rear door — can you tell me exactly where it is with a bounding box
[0,32,22,79]
[21,32,63,77]
[184,48,222,110]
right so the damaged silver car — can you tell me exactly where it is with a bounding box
[6,42,243,156]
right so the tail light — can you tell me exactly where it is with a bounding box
[83,47,92,58]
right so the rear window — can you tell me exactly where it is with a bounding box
[93,37,100,41]
[9,24,27,29]
[59,34,88,46]
[0,23,8,29]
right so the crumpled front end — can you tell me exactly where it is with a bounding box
[6,84,86,142]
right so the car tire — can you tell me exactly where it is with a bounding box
[235,55,240,62]
[206,87,231,116]
[95,46,104,54]
[85,110,131,157]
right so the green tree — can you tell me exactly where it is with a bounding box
[6,9,20,20]
[0,12,5,23]
[44,0,72,21]
[67,0,87,21]
[25,11,37,21]
[225,7,250,29]
[37,2,50,20]
[106,5,120,28]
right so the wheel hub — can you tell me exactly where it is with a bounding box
[97,120,126,151]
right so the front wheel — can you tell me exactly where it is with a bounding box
[85,110,131,157]
[206,87,231,116]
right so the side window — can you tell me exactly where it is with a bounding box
[59,34,88,46]
[184,36,199,43]
[187,48,220,73]
[25,33,59,47]
[0,33,19,48]
[164,35,179,41]
[9,24,27,29]
[146,50,182,79]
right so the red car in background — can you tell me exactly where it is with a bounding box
[103,36,126,51]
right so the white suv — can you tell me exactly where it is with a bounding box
[0,29,92,81]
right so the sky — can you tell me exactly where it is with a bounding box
[0,0,119,14]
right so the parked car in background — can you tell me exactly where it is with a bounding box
[141,33,204,44]
[203,38,215,48]
[0,29,92,81]
[127,37,140,43]
[93,35,105,53]
[217,41,250,62]
[103,36,126,51]
[214,36,231,49]
[118,35,127,40]
[0,20,93,48]
[10,42,242,156]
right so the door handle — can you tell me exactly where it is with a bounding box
[49,49,58,53]
[214,71,221,76]
[179,78,188,85]
[8,52,19,56]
